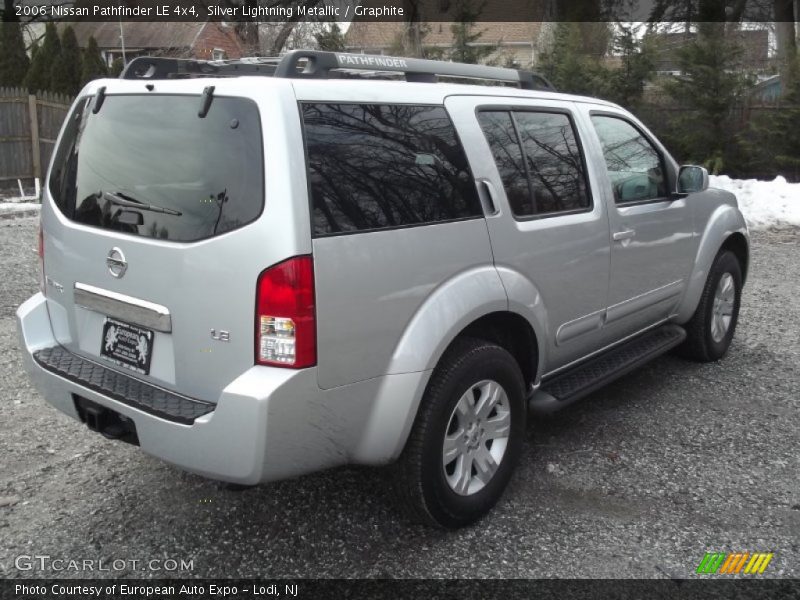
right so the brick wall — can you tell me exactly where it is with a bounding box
[192,23,244,60]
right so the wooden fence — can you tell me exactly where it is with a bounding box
[0,87,72,183]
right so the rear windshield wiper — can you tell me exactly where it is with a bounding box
[101,191,182,216]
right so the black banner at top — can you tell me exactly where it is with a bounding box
[5,0,795,23]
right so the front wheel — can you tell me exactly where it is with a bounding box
[393,338,526,529]
[678,250,743,362]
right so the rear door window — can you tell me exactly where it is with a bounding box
[478,109,591,218]
[49,94,263,242]
[301,103,482,236]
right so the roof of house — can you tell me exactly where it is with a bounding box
[65,22,210,50]
[345,22,542,50]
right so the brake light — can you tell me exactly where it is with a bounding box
[37,223,44,293]
[255,256,316,368]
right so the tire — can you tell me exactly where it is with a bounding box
[678,250,742,362]
[393,337,526,529]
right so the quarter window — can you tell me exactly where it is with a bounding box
[302,103,481,236]
[591,115,667,203]
[478,110,590,218]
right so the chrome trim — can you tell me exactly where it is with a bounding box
[605,280,684,325]
[73,283,172,333]
[612,229,636,241]
[106,247,127,278]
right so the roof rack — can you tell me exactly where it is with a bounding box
[120,50,555,91]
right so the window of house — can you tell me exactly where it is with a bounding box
[478,110,591,218]
[591,115,667,204]
[302,103,482,236]
[212,48,226,61]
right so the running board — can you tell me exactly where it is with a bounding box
[528,324,686,414]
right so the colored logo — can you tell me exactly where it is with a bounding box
[696,552,774,575]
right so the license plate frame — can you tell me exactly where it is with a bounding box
[100,317,154,375]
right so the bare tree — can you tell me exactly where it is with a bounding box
[774,0,798,88]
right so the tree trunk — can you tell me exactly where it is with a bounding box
[401,1,423,57]
[774,1,798,91]
[270,21,299,55]
[234,23,260,55]
[3,0,19,22]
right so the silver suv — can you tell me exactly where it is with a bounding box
[17,51,749,528]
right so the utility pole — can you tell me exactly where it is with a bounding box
[119,17,127,65]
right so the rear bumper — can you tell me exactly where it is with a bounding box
[17,293,429,484]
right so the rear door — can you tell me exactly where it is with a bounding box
[41,82,305,402]
[445,96,611,370]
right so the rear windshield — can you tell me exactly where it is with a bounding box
[49,94,263,242]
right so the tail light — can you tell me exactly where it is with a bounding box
[37,223,44,293]
[255,256,316,368]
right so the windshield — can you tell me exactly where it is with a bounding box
[49,93,264,242]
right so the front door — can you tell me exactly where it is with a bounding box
[586,109,695,338]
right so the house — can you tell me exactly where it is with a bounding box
[650,28,770,75]
[345,21,543,67]
[64,22,244,68]
[343,0,548,66]
[750,75,783,103]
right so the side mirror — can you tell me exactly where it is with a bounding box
[678,165,709,194]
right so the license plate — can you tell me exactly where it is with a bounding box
[100,318,154,375]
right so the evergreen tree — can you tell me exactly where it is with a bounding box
[743,58,800,181]
[51,26,81,96]
[24,22,60,93]
[314,23,345,52]
[663,23,754,172]
[538,23,608,97]
[110,57,124,78]
[0,20,29,87]
[80,36,107,85]
[606,25,655,108]
[538,22,654,109]
[448,0,496,65]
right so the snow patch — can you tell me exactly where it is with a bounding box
[710,175,800,230]
[0,202,40,213]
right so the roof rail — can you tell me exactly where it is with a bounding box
[120,56,285,79]
[120,50,555,91]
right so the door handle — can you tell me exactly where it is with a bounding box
[477,180,498,216]
[613,229,636,242]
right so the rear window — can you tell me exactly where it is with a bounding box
[49,94,263,242]
[301,103,481,236]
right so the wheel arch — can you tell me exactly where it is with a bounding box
[455,311,539,391]
[675,204,749,323]
[353,264,544,465]
[720,231,749,284]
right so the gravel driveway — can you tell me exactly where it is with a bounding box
[1,216,798,579]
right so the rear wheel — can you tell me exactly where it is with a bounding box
[678,250,742,362]
[394,338,526,529]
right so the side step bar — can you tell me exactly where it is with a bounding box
[529,324,686,415]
